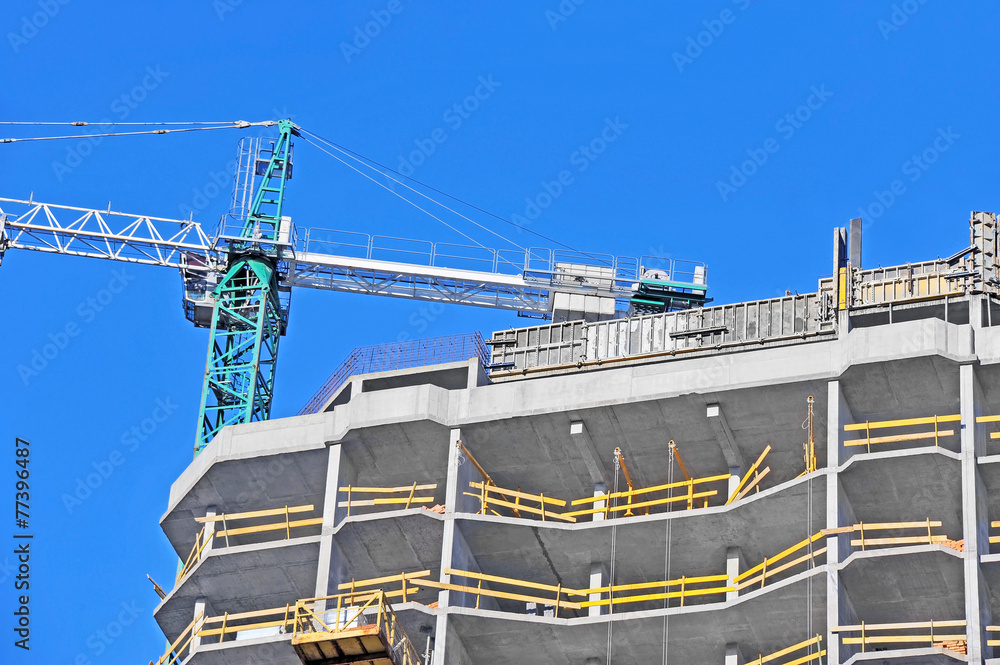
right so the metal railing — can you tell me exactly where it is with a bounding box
[844,414,961,452]
[176,504,322,585]
[292,590,423,665]
[833,620,967,655]
[339,483,439,517]
[489,290,835,373]
[298,332,490,415]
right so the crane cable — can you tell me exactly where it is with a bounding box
[300,128,615,267]
[301,129,524,253]
[299,134,500,257]
[662,445,675,665]
[0,120,280,143]
[606,455,621,665]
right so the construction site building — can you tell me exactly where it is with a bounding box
[151,213,1000,665]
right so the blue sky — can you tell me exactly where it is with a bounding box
[0,1,998,662]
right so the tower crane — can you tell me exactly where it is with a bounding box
[0,119,711,456]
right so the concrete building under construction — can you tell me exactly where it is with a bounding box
[149,211,1000,665]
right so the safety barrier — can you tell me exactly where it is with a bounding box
[844,415,960,452]
[746,635,824,665]
[345,568,732,617]
[833,620,967,655]
[976,414,1000,440]
[824,519,959,551]
[339,483,439,517]
[566,474,728,518]
[726,445,772,505]
[735,532,826,592]
[467,481,577,522]
[581,573,732,611]
[177,504,322,584]
[148,613,203,665]
[292,590,423,665]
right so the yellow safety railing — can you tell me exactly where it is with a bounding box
[339,482,439,517]
[988,520,1000,545]
[337,570,431,604]
[833,620,967,654]
[466,481,577,522]
[735,532,826,591]
[291,590,423,665]
[976,414,1000,440]
[346,568,733,617]
[148,612,203,665]
[985,625,1000,647]
[727,445,772,505]
[581,572,732,611]
[844,414,960,452]
[823,519,959,551]
[567,473,729,518]
[746,635,825,665]
[176,504,322,584]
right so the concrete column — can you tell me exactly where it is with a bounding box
[201,506,217,555]
[960,364,989,663]
[825,379,856,665]
[592,482,607,522]
[725,642,744,665]
[589,561,608,616]
[726,547,744,602]
[434,428,463,665]
[190,596,213,651]
[314,444,353,615]
[728,467,742,499]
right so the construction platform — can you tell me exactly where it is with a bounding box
[149,212,1000,664]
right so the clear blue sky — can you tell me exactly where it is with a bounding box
[0,1,997,662]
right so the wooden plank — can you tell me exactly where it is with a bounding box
[584,573,731,595]
[736,532,825,582]
[833,620,966,631]
[570,473,731,506]
[754,636,822,665]
[579,584,732,608]
[726,445,771,505]
[842,635,964,644]
[463,494,577,522]
[732,466,771,503]
[338,484,437,493]
[337,497,434,508]
[337,570,431,590]
[417,577,582,610]
[850,535,946,547]
[563,490,717,517]
[215,516,323,538]
[735,547,827,590]
[844,414,960,431]
[844,430,954,447]
[469,482,567,506]
[771,650,825,665]
[446,568,585,596]
[195,504,315,523]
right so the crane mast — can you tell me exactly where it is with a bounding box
[195,120,297,455]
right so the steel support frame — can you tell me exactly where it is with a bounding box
[195,257,282,454]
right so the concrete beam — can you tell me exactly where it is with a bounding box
[570,420,612,485]
[707,403,744,473]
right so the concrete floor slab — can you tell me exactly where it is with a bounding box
[155,536,320,642]
[839,546,965,624]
